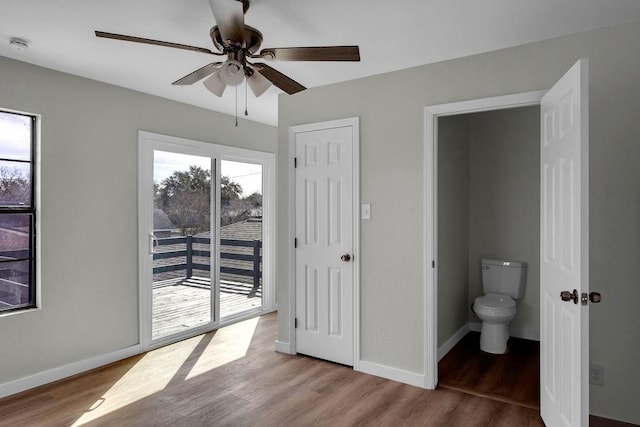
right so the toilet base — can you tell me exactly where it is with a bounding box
[479,322,509,354]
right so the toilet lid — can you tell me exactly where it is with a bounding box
[475,293,515,309]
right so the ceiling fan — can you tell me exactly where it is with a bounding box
[95,0,360,98]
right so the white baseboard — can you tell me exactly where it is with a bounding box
[357,360,425,389]
[274,340,294,354]
[438,323,470,361]
[470,322,540,341]
[0,344,142,400]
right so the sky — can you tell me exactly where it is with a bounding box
[153,150,262,196]
[0,111,31,161]
[0,112,31,177]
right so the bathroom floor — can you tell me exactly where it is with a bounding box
[438,331,540,409]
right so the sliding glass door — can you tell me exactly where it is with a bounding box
[138,132,275,350]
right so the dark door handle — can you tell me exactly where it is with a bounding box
[560,289,579,304]
[341,254,351,262]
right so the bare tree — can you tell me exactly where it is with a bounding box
[155,166,243,235]
[0,166,30,206]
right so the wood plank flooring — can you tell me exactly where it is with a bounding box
[0,314,545,426]
[438,331,540,410]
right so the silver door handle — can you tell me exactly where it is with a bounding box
[149,234,158,254]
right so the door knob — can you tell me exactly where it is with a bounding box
[560,289,579,304]
[340,254,351,262]
[580,291,602,305]
[562,289,601,305]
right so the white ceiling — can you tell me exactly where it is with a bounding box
[2,1,640,126]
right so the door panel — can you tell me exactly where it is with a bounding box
[295,124,354,366]
[540,59,589,427]
[219,160,264,319]
[151,150,214,341]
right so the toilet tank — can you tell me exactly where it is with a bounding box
[481,258,527,299]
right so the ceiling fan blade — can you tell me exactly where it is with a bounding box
[95,31,220,55]
[172,62,223,85]
[255,63,305,95]
[208,0,245,46]
[260,46,360,62]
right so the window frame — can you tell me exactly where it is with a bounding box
[0,109,38,314]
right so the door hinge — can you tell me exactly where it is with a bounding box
[294,318,298,328]
[294,157,297,168]
[294,238,298,248]
[432,260,435,268]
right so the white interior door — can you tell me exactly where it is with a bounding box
[540,59,589,427]
[294,122,356,366]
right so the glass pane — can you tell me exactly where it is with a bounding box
[220,160,263,319]
[152,150,212,339]
[0,160,31,207]
[0,260,33,309]
[0,214,32,260]
[0,111,32,161]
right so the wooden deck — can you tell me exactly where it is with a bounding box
[152,276,262,339]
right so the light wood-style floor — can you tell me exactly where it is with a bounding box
[0,313,546,426]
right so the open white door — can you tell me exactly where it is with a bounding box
[293,119,358,366]
[540,59,589,427]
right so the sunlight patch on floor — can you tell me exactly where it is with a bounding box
[186,316,258,380]
[71,317,259,425]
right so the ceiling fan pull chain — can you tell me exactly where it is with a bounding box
[235,86,238,127]
[245,81,249,116]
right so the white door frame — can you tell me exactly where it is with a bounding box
[288,117,360,369]
[423,91,546,388]
[138,131,276,351]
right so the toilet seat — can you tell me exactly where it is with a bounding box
[474,293,516,317]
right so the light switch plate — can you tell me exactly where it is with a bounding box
[362,204,371,220]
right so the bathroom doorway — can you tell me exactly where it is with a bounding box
[425,61,590,426]
[434,105,541,409]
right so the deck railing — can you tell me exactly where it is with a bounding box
[152,236,262,293]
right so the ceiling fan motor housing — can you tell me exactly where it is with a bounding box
[210,25,263,54]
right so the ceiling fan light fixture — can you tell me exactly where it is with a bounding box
[218,59,245,87]
[203,70,226,96]
[247,70,272,97]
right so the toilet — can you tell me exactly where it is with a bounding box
[473,258,527,354]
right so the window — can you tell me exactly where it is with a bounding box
[0,110,36,313]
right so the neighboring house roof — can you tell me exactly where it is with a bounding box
[193,217,262,241]
[0,228,29,251]
[221,217,262,241]
[153,207,176,230]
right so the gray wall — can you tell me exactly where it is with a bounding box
[277,21,640,423]
[467,107,540,336]
[437,116,470,347]
[0,56,276,384]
